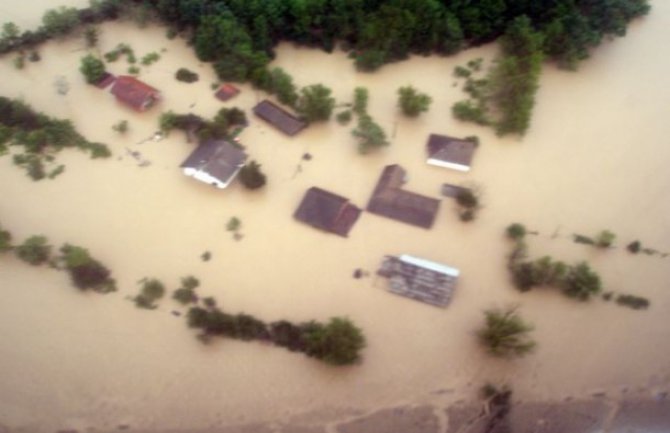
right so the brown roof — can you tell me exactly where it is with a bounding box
[426,134,476,169]
[294,187,361,237]
[253,100,307,136]
[215,84,240,101]
[367,165,440,229]
[111,76,160,111]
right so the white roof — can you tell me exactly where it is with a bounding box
[427,158,471,172]
[399,254,460,277]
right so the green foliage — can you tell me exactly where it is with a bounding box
[627,240,641,253]
[506,223,527,241]
[159,111,178,135]
[175,68,198,83]
[140,52,160,66]
[573,234,595,245]
[135,278,165,309]
[477,307,536,358]
[127,66,140,75]
[352,114,388,154]
[79,54,106,84]
[455,187,482,222]
[59,244,116,293]
[452,100,489,125]
[352,87,368,116]
[269,68,298,107]
[112,120,128,134]
[226,217,241,232]
[302,317,366,365]
[13,54,25,70]
[297,84,336,123]
[270,320,306,352]
[336,110,352,125]
[104,43,134,63]
[15,235,51,266]
[83,26,98,48]
[595,230,616,248]
[0,223,12,252]
[616,294,650,310]
[397,86,432,117]
[1,22,20,42]
[173,276,200,305]
[454,65,471,78]
[355,50,386,72]
[562,262,602,301]
[238,161,266,190]
[42,6,80,38]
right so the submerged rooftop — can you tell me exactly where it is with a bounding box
[426,134,477,172]
[294,187,361,237]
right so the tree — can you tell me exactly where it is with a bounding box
[83,26,98,48]
[1,22,20,43]
[173,275,199,305]
[79,54,106,84]
[0,223,11,252]
[477,307,536,358]
[595,230,616,248]
[42,7,80,37]
[269,67,298,107]
[238,160,266,189]
[135,278,165,309]
[352,87,368,115]
[303,317,366,365]
[15,235,51,266]
[397,86,432,117]
[59,244,116,293]
[296,84,335,122]
[352,114,388,154]
[562,262,602,301]
[506,223,526,241]
[175,68,198,83]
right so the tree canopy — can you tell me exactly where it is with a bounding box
[297,84,336,122]
[477,307,536,358]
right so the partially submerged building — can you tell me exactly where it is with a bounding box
[377,255,459,307]
[180,139,248,189]
[294,187,361,237]
[426,134,477,172]
[110,75,160,112]
[366,164,440,229]
[215,83,240,102]
[253,100,307,136]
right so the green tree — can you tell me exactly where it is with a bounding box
[59,244,116,293]
[83,26,98,48]
[397,85,432,117]
[79,54,106,84]
[296,84,335,122]
[238,160,266,190]
[506,223,527,241]
[562,262,602,301]
[135,278,165,309]
[269,67,298,107]
[1,22,20,42]
[0,223,12,252]
[303,317,366,365]
[42,6,80,37]
[352,87,368,115]
[352,114,388,154]
[16,235,51,266]
[477,307,536,358]
[595,230,616,248]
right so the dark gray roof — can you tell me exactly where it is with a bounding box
[253,100,307,136]
[377,255,458,307]
[426,134,476,168]
[294,187,361,237]
[181,139,247,184]
[367,165,440,229]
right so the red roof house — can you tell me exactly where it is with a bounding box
[111,76,160,112]
[215,84,240,102]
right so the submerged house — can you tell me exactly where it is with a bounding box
[294,187,362,237]
[366,164,440,229]
[215,83,240,102]
[253,100,307,136]
[377,255,459,307]
[426,134,477,172]
[180,139,248,189]
[111,75,160,112]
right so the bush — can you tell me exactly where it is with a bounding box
[352,87,368,115]
[226,217,241,232]
[140,52,160,66]
[270,320,306,352]
[595,230,616,248]
[15,235,51,265]
[0,224,12,252]
[175,68,198,83]
[336,110,352,125]
[79,54,106,84]
[506,223,527,241]
[238,160,266,190]
[355,50,386,72]
[59,244,116,293]
[627,240,641,253]
[173,275,199,305]
[562,262,602,301]
[296,84,336,123]
[452,100,489,125]
[135,278,165,309]
[302,317,366,365]
[453,65,471,78]
[616,294,650,310]
[352,114,388,154]
[477,307,536,358]
[42,7,80,38]
[112,120,128,134]
[397,86,432,117]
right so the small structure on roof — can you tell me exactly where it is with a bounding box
[426,134,477,172]
[366,164,440,229]
[180,139,247,189]
[377,254,459,307]
[294,187,361,237]
[215,83,240,102]
[253,100,307,136]
[111,75,160,112]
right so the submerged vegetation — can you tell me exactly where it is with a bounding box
[0,97,110,180]
[477,307,536,358]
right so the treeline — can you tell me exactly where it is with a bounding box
[0,97,110,180]
[188,306,366,366]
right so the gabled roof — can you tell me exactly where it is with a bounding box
[367,165,440,229]
[377,254,459,307]
[215,84,240,102]
[253,100,307,136]
[294,187,361,237]
[181,139,248,189]
[426,134,476,172]
[111,75,160,111]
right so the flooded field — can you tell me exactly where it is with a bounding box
[0,2,669,431]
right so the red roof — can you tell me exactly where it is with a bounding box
[215,84,240,101]
[111,76,160,111]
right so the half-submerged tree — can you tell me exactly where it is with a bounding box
[135,278,165,309]
[15,235,51,266]
[79,54,106,84]
[562,262,602,301]
[352,114,388,154]
[173,275,199,305]
[238,160,266,190]
[303,317,366,366]
[477,307,536,358]
[0,223,13,252]
[296,84,335,122]
[397,86,432,117]
[59,244,116,293]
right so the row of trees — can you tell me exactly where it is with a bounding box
[0,224,116,293]
[0,97,111,180]
[187,305,366,366]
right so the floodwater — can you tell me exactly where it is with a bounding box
[0,2,669,431]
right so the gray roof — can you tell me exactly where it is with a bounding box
[426,134,476,169]
[181,139,248,184]
[253,100,307,136]
[293,187,361,237]
[377,255,458,307]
